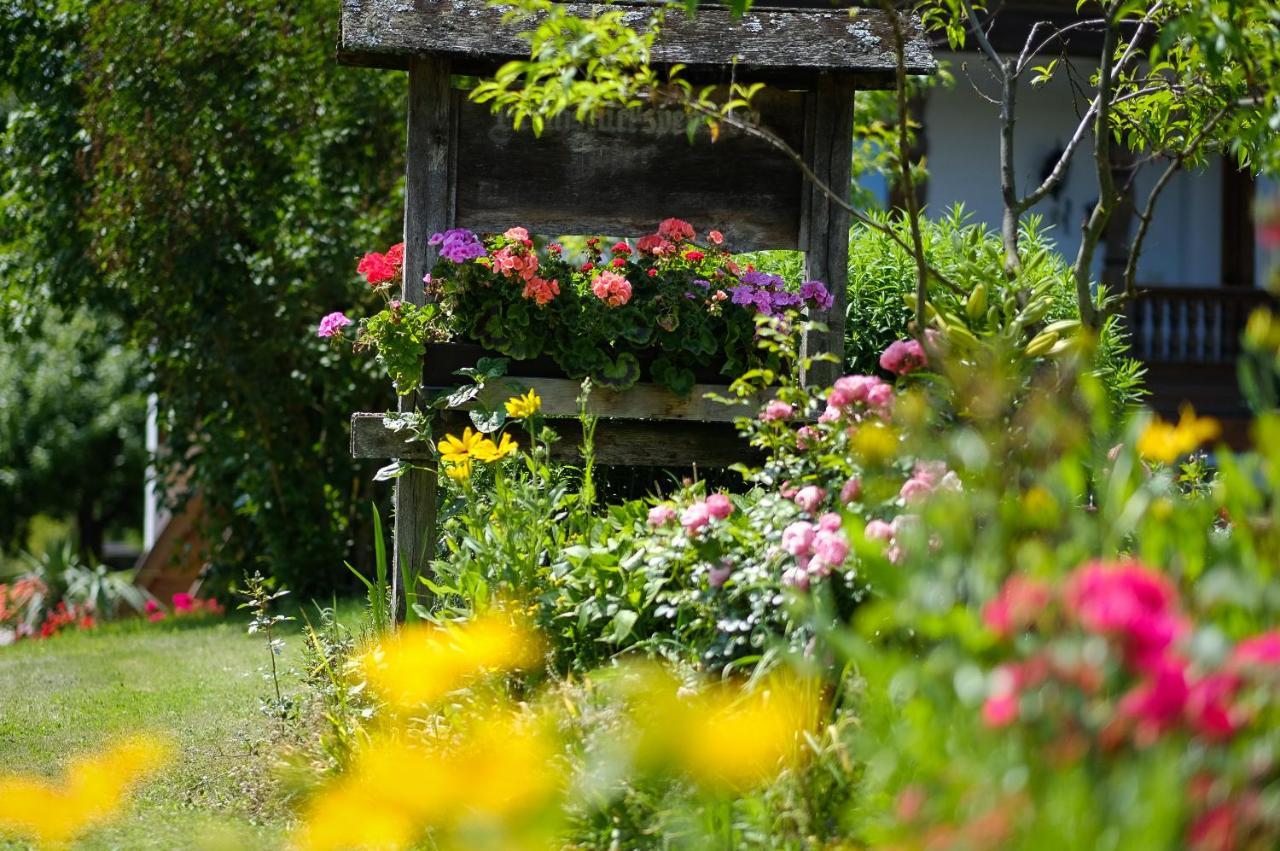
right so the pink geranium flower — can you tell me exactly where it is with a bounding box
[172,593,194,612]
[316,312,352,339]
[657,217,695,242]
[1231,631,1280,667]
[591,271,632,307]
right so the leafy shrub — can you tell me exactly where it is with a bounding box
[844,207,1146,415]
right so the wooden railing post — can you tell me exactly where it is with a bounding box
[392,55,453,619]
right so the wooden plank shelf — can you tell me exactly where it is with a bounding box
[352,409,762,467]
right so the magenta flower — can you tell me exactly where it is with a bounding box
[840,477,862,504]
[793,485,826,514]
[1065,560,1187,673]
[316,312,353,338]
[1232,631,1280,667]
[1185,672,1242,740]
[705,493,733,520]
[1118,656,1190,739]
[172,593,194,612]
[880,338,928,375]
[647,505,677,527]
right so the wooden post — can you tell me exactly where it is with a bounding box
[800,73,856,387]
[392,55,454,617]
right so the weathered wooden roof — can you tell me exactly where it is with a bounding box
[338,0,935,86]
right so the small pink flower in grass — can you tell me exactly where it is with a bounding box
[840,477,862,504]
[647,505,676,527]
[781,521,816,557]
[144,600,161,614]
[793,485,826,514]
[880,338,928,375]
[681,501,711,534]
[172,593,194,612]
[316,312,352,338]
[705,493,733,520]
[760,399,794,422]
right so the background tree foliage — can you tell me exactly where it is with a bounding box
[1,0,406,593]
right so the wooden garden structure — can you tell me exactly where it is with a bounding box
[340,0,934,588]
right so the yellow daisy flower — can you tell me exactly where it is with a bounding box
[504,389,542,420]
[437,427,484,465]
[474,432,519,463]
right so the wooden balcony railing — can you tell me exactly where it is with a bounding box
[1127,286,1275,364]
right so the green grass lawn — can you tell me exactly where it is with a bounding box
[0,618,296,850]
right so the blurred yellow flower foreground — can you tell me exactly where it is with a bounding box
[294,615,821,850]
[0,736,170,848]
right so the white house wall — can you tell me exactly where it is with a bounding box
[923,52,1229,288]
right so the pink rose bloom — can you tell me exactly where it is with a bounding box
[316,311,352,338]
[886,543,906,565]
[1119,656,1190,739]
[812,529,849,566]
[817,512,842,533]
[806,554,834,579]
[981,692,1018,728]
[818,405,841,424]
[760,399,794,422]
[1232,631,1280,667]
[1065,559,1187,672]
[778,480,798,499]
[982,575,1053,638]
[793,485,826,514]
[864,520,894,542]
[708,229,724,245]
[795,426,819,450]
[708,560,733,588]
[503,226,530,242]
[865,382,895,410]
[172,593,194,612]
[591,271,632,307]
[880,338,928,375]
[981,665,1021,728]
[899,477,934,503]
[1185,672,1241,740]
[781,521,816,557]
[840,477,862,504]
[705,493,733,520]
[648,505,676,527]
[781,565,810,591]
[828,375,880,408]
[681,501,711,534]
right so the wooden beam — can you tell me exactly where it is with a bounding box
[799,73,856,386]
[392,55,453,613]
[352,412,762,468]
[426,377,763,424]
[338,1,935,85]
